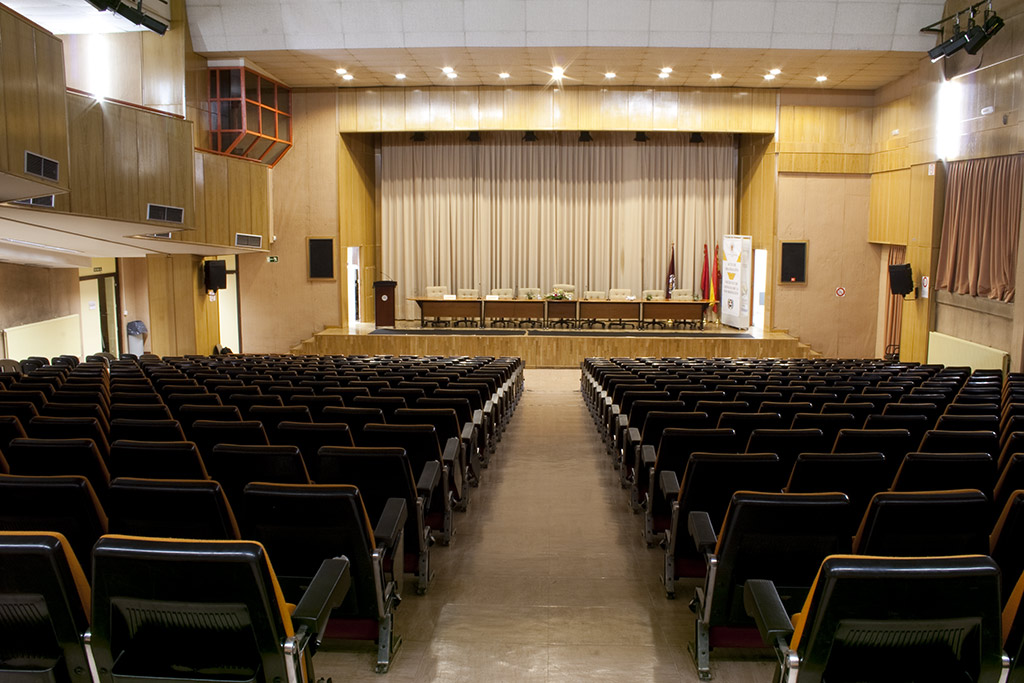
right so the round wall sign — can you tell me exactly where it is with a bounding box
[835,287,846,297]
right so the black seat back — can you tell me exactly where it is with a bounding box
[853,489,991,556]
[107,477,240,540]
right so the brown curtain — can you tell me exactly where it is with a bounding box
[884,245,906,354]
[936,154,1024,302]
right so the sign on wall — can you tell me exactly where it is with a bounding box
[721,234,752,330]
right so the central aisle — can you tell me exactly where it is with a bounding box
[318,368,773,681]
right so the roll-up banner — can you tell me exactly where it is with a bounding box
[721,234,752,330]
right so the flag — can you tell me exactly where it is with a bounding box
[711,243,720,312]
[666,242,676,298]
[700,244,709,299]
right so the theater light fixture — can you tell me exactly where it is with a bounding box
[578,131,593,143]
[923,1,1004,60]
[87,1,167,34]
[634,132,649,143]
[690,132,704,144]
[523,131,538,142]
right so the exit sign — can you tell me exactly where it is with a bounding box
[267,256,279,263]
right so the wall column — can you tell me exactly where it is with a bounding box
[146,253,220,356]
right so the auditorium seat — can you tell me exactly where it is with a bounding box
[109,417,187,443]
[4,438,110,502]
[759,400,814,425]
[891,452,996,498]
[240,483,403,673]
[27,416,110,462]
[785,451,889,532]
[516,287,543,327]
[107,477,239,539]
[90,534,350,682]
[658,452,785,590]
[991,490,1024,605]
[852,489,991,557]
[918,429,1000,458]
[393,406,475,491]
[316,446,439,594]
[0,414,27,450]
[204,443,310,525]
[0,531,93,683]
[624,412,711,505]
[791,412,857,445]
[351,395,407,421]
[274,421,353,479]
[716,411,783,446]
[109,402,172,421]
[289,393,343,421]
[108,439,207,480]
[862,412,931,444]
[249,404,313,443]
[744,555,1006,683]
[0,474,107,578]
[687,491,851,680]
[832,427,916,475]
[322,405,385,445]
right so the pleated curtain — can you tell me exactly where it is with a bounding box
[381,131,736,320]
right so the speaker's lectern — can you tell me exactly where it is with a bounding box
[373,280,397,327]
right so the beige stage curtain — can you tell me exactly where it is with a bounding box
[936,154,1024,302]
[884,245,906,355]
[381,132,736,319]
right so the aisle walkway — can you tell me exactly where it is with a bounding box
[318,369,773,681]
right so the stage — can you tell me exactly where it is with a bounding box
[293,322,816,368]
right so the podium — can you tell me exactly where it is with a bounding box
[373,280,397,327]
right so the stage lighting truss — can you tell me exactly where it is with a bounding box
[922,0,1004,61]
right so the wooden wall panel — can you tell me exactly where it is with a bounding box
[146,253,219,356]
[101,103,140,221]
[339,86,777,133]
[339,133,377,326]
[898,162,946,363]
[35,31,70,179]
[738,134,778,328]
[188,151,270,247]
[868,168,911,245]
[2,10,40,176]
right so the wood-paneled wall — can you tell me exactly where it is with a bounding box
[868,169,911,245]
[191,151,270,247]
[738,133,778,325]
[778,94,874,174]
[58,93,195,227]
[338,86,776,134]
[0,6,69,195]
[898,162,946,363]
[339,133,377,325]
[145,254,219,356]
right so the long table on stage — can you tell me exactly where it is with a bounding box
[411,297,712,328]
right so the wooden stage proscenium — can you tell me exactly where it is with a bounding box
[296,328,815,368]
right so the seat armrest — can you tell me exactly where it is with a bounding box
[374,497,408,549]
[472,409,484,428]
[292,556,351,649]
[625,427,641,449]
[659,470,681,501]
[640,444,657,469]
[616,413,628,432]
[417,459,442,504]
[442,436,459,469]
[743,579,794,646]
[461,421,474,443]
[688,511,717,555]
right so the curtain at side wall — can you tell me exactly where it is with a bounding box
[936,154,1024,303]
[381,131,736,320]
[884,244,906,354]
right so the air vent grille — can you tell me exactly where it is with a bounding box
[12,195,55,208]
[235,232,262,248]
[24,152,59,182]
[146,232,172,239]
[147,204,185,223]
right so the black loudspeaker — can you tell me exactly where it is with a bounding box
[888,263,914,296]
[204,260,227,291]
[780,242,807,284]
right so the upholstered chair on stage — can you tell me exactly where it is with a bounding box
[581,290,606,328]
[608,289,634,328]
[424,286,449,326]
[641,289,667,328]
[454,289,480,326]
[489,288,514,327]
[552,283,575,296]
[517,287,543,326]
[671,289,693,300]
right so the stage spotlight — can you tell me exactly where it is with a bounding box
[467,131,481,142]
[411,132,426,142]
[523,131,538,142]
[634,132,649,143]
[966,10,1004,54]
[578,131,593,143]
[690,132,704,144]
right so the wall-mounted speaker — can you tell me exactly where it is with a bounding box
[888,263,914,296]
[204,259,227,291]
[780,241,807,284]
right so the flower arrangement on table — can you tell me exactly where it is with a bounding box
[545,288,573,300]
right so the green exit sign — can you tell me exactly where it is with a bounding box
[267,256,279,263]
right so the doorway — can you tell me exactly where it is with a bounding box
[79,273,120,357]
[347,247,360,327]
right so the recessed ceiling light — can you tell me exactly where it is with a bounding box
[710,73,722,80]
[342,73,354,81]
[498,72,510,79]
[335,68,347,75]
[446,72,457,79]
[605,71,616,79]
[661,67,673,73]
[658,72,670,79]
[816,75,828,82]
[769,68,781,75]
[442,66,454,74]
[551,66,564,78]
[395,73,406,80]
[764,73,775,81]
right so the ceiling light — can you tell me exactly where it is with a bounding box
[411,132,426,142]
[764,73,775,80]
[499,72,510,79]
[769,68,781,75]
[467,131,481,142]
[395,73,406,80]
[446,72,457,79]
[816,75,828,82]
[710,73,722,80]
[658,72,670,79]
[660,67,673,73]
[690,132,704,144]
[926,10,973,61]
[523,131,538,142]
[0,238,83,255]
[634,132,649,143]
[342,74,354,81]
[605,72,616,79]
[578,131,593,143]
[551,66,564,78]
[442,66,454,74]
[335,68,347,75]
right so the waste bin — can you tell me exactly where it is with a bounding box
[126,320,148,357]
